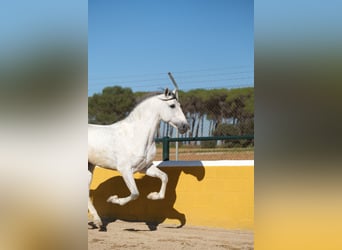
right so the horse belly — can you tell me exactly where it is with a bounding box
[88,145,118,170]
[88,128,120,169]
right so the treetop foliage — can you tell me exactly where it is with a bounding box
[88,86,135,125]
[88,86,254,140]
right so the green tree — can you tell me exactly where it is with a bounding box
[88,86,135,125]
[180,89,207,137]
[225,87,254,135]
[202,88,230,135]
[88,86,254,141]
[213,123,241,147]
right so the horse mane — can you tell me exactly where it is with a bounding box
[119,89,175,123]
[123,92,162,122]
[135,91,162,105]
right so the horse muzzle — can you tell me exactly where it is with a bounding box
[178,122,190,134]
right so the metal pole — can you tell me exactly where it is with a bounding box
[168,72,180,160]
[175,130,179,160]
[168,72,179,91]
[162,136,170,161]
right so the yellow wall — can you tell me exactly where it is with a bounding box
[89,161,254,230]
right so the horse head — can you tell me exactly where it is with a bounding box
[158,88,189,134]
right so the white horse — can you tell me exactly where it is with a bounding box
[88,88,189,227]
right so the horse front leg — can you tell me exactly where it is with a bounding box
[107,168,139,206]
[144,164,168,200]
[88,165,102,227]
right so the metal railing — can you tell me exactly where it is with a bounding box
[155,135,254,161]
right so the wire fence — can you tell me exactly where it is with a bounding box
[154,135,254,161]
[89,66,254,94]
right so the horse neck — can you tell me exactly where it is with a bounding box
[127,97,161,145]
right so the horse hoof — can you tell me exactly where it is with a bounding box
[94,218,103,227]
[88,216,102,228]
[107,195,119,204]
[147,192,163,200]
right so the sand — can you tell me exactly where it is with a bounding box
[88,220,254,250]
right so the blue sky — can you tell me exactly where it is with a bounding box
[88,0,254,95]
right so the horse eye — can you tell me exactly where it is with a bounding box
[169,104,176,109]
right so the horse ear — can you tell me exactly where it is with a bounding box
[164,88,169,96]
[173,89,179,100]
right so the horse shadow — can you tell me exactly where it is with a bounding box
[89,162,205,231]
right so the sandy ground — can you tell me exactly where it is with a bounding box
[154,147,254,161]
[88,220,254,250]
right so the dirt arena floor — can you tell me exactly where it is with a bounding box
[88,220,254,250]
[154,147,254,161]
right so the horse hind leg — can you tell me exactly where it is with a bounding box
[144,164,168,200]
[88,163,102,227]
